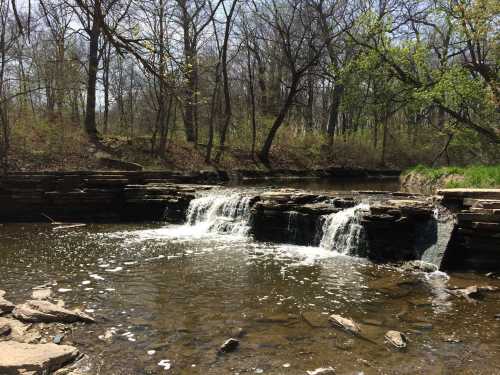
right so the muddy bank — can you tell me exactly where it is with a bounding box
[400,170,463,194]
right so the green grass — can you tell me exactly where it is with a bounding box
[405,165,500,188]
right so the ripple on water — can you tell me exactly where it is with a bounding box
[0,221,499,374]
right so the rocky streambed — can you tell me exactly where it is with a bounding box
[0,289,94,374]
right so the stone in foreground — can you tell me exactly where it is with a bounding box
[384,330,408,349]
[218,338,239,354]
[306,367,336,375]
[0,296,15,314]
[328,314,361,335]
[0,341,79,375]
[13,300,95,323]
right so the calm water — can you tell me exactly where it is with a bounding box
[230,177,401,193]
[0,189,499,374]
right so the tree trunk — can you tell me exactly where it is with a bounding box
[84,13,101,144]
[214,0,237,163]
[246,47,257,159]
[181,4,196,143]
[327,83,343,147]
[258,76,300,165]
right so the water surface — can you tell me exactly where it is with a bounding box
[0,190,499,375]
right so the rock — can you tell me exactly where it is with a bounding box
[218,338,239,354]
[302,311,330,328]
[328,314,361,335]
[384,330,408,349]
[334,338,355,351]
[448,285,499,302]
[13,300,95,324]
[0,341,79,375]
[0,320,11,336]
[31,288,52,300]
[401,260,438,273]
[0,296,15,314]
[306,367,336,375]
[53,354,93,375]
[229,327,247,338]
[495,313,500,320]
[0,317,40,343]
[53,334,65,344]
[0,290,5,297]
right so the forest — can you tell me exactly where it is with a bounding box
[0,0,498,172]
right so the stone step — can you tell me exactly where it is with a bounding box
[457,212,500,223]
[458,221,500,232]
[472,199,500,209]
[438,189,500,200]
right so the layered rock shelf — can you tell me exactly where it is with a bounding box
[0,172,217,222]
[250,190,438,263]
[439,189,500,271]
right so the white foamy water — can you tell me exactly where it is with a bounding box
[319,203,370,255]
[186,193,253,236]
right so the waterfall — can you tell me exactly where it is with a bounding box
[186,193,252,236]
[287,211,299,242]
[416,208,455,268]
[319,203,370,255]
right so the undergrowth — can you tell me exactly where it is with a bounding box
[406,165,500,188]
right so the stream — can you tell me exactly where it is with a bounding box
[0,186,499,374]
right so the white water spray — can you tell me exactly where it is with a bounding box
[186,193,252,236]
[319,203,370,255]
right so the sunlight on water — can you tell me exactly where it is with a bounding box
[1,189,499,374]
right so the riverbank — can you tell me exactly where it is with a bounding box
[401,165,500,194]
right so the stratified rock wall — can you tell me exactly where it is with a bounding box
[439,189,500,271]
[250,191,356,246]
[0,172,218,222]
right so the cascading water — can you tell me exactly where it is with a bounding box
[186,193,252,236]
[319,203,370,255]
[416,208,455,268]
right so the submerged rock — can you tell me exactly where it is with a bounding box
[448,285,499,302]
[306,367,336,375]
[384,330,408,349]
[401,260,438,273]
[218,338,239,354]
[301,312,330,328]
[13,300,95,324]
[0,341,79,375]
[328,314,361,335]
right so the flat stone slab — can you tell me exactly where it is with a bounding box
[13,300,95,324]
[0,341,79,375]
[438,189,500,200]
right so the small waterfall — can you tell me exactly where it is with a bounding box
[417,208,455,268]
[319,203,370,255]
[287,211,299,242]
[186,193,252,236]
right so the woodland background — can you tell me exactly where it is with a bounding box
[0,0,498,172]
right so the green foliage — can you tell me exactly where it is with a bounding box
[406,165,500,188]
